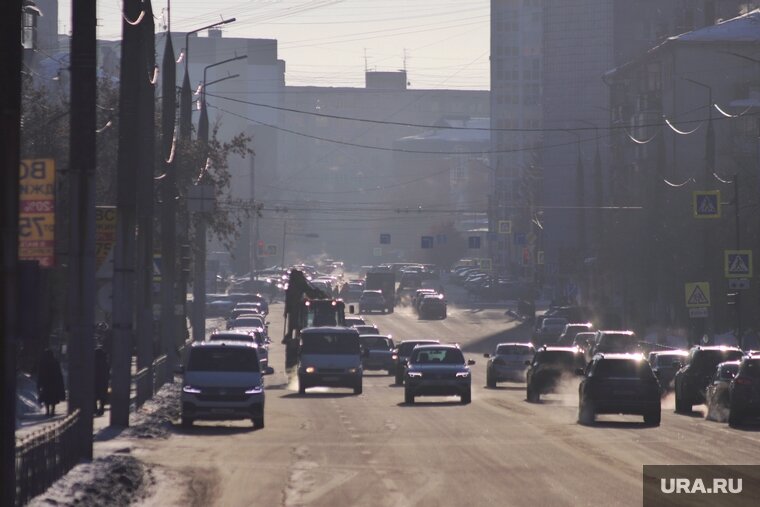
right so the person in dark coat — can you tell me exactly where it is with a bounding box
[94,345,110,416]
[37,348,66,416]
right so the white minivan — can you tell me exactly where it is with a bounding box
[181,342,266,428]
[297,327,363,395]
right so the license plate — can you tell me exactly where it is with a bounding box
[613,390,635,396]
[210,408,233,414]
[322,376,339,382]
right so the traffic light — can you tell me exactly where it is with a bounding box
[256,239,265,256]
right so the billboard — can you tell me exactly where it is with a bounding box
[19,159,55,267]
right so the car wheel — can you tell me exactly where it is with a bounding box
[387,369,394,376]
[181,416,193,428]
[354,382,363,395]
[644,409,661,426]
[461,389,471,404]
[486,370,496,388]
[395,371,404,385]
[578,401,595,425]
[404,389,414,404]
[674,390,690,413]
[298,376,306,395]
[526,385,539,403]
[252,416,265,429]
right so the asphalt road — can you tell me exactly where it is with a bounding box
[129,299,760,507]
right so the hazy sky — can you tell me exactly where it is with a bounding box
[57,0,490,89]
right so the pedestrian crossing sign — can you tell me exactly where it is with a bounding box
[693,190,721,218]
[725,250,752,278]
[685,282,710,308]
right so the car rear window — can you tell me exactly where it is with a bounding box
[656,354,685,366]
[301,333,360,355]
[209,333,254,343]
[597,334,638,353]
[497,345,533,355]
[361,336,392,350]
[355,326,379,335]
[398,341,438,356]
[188,347,260,372]
[535,351,579,366]
[544,318,568,327]
[593,359,653,379]
[739,358,760,378]
[693,350,744,370]
[232,317,265,328]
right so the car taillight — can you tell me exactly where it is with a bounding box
[735,377,753,386]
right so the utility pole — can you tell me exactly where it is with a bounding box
[2,2,23,503]
[160,5,178,376]
[135,0,156,404]
[67,0,98,454]
[733,174,743,348]
[112,0,141,427]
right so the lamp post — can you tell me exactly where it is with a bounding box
[683,77,715,344]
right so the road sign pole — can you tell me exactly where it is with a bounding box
[734,175,742,348]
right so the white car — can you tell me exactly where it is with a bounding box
[298,327,363,395]
[208,330,270,370]
[485,342,536,386]
[181,342,267,428]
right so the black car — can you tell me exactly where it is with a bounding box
[359,334,395,374]
[404,344,474,404]
[392,339,440,384]
[525,346,585,402]
[674,346,744,413]
[729,355,760,426]
[418,295,447,320]
[648,350,688,393]
[705,360,741,422]
[577,354,661,425]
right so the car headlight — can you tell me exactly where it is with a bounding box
[348,367,360,374]
[182,385,202,394]
[407,371,423,378]
[304,366,315,374]
[391,354,398,360]
[245,386,264,394]
[455,371,470,378]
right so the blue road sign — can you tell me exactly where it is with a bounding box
[421,236,434,249]
[693,191,721,219]
[380,233,391,244]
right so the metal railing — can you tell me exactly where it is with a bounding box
[15,409,81,506]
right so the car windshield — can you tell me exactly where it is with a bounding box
[593,359,654,379]
[355,326,379,334]
[361,336,392,350]
[301,333,360,355]
[398,341,438,356]
[232,317,264,328]
[543,318,567,327]
[656,354,685,366]
[209,333,254,343]
[188,347,260,372]
[739,358,760,378]
[411,348,464,364]
[496,345,533,355]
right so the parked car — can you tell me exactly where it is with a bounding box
[674,346,744,413]
[577,353,661,426]
[359,334,395,374]
[485,343,535,386]
[525,346,585,402]
[705,360,741,421]
[648,350,689,393]
[728,355,760,426]
[404,344,475,404]
[359,290,388,314]
[180,342,268,428]
[392,339,441,384]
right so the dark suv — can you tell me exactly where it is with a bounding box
[577,354,661,425]
[525,346,585,402]
[729,355,760,426]
[392,339,440,384]
[674,346,744,413]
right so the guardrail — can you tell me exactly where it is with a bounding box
[15,409,81,506]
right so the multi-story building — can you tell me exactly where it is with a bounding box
[605,9,760,339]
[274,72,489,265]
[540,0,755,320]
[490,0,543,277]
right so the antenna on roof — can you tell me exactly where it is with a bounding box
[364,48,368,72]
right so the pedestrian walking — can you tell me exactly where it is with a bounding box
[94,345,110,416]
[37,348,66,416]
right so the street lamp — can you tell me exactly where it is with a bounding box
[179,17,236,140]
[197,54,246,143]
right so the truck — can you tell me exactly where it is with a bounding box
[365,271,396,313]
